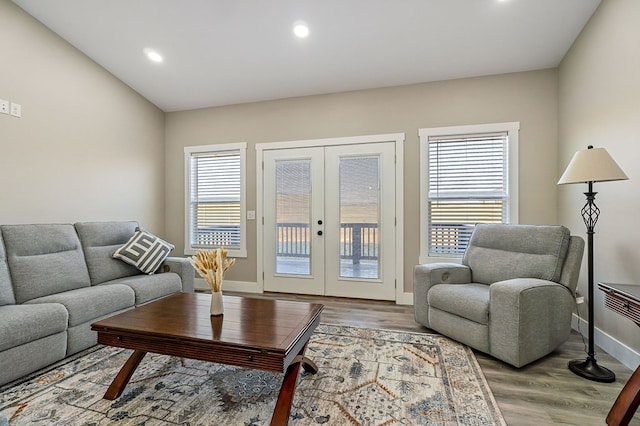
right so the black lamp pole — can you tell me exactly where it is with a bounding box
[567,181,616,382]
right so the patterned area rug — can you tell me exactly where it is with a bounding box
[0,324,505,425]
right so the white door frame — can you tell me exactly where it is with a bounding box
[256,133,405,303]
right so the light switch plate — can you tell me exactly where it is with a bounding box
[0,99,8,115]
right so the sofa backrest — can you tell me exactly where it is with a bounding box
[1,224,91,303]
[74,221,141,285]
[462,224,571,285]
[0,229,16,306]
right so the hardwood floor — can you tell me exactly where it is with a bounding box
[226,291,639,426]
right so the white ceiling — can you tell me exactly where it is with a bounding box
[13,0,601,112]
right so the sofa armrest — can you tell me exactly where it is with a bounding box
[413,263,471,327]
[489,278,574,367]
[161,257,195,293]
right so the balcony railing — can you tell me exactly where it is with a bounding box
[276,223,310,258]
[276,222,378,264]
[194,222,475,259]
[194,225,240,247]
[338,223,378,264]
[428,223,475,255]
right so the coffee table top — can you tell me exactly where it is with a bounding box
[92,292,324,356]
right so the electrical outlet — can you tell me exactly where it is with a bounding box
[10,102,21,118]
[0,99,8,115]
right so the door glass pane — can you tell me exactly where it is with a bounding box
[339,156,380,279]
[275,159,311,275]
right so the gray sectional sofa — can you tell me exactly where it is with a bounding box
[0,221,194,386]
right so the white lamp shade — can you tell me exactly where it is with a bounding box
[558,146,628,185]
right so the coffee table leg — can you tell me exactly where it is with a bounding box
[270,343,317,426]
[292,354,318,374]
[104,350,147,400]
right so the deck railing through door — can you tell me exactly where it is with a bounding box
[275,222,378,264]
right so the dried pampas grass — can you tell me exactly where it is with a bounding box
[189,248,235,292]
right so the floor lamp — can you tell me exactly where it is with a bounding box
[558,145,628,383]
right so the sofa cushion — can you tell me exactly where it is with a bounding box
[462,224,571,285]
[1,224,91,303]
[25,284,135,327]
[0,230,15,306]
[113,228,174,274]
[428,283,490,325]
[106,272,182,306]
[0,304,68,351]
[75,221,141,284]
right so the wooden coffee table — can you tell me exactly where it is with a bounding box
[91,292,323,425]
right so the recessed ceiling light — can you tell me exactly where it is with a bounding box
[293,22,309,38]
[144,48,163,63]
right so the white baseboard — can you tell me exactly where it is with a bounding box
[572,313,640,371]
[195,278,415,306]
[194,278,263,294]
[397,292,414,305]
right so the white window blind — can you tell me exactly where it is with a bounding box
[186,146,245,254]
[428,132,508,256]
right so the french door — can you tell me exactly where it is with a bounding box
[262,142,396,300]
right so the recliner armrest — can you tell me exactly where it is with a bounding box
[161,257,195,293]
[489,278,574,367]
[415,263,471,287]
[413,263,471,327]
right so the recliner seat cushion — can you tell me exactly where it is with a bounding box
[1,224,91,303]
[75,221,141,285]
[428,283,490,324]
[462,224,571,284]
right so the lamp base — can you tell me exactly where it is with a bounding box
[568,357,616,383]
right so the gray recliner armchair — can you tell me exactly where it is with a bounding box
[413,224,584,368]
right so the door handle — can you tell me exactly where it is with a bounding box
[317,230,323,236]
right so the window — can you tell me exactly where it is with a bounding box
[419,123,519,262]
[184,143,247,257]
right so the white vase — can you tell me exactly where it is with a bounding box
[210,290,224,316]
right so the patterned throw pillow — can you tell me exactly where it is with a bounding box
[113,228,174,274]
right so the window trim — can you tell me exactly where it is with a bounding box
[184,142,247,258]
[418,122,519,264]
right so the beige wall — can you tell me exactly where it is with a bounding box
[0,1,166,233]
[165,69,559,291]
[559,0,640,358]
